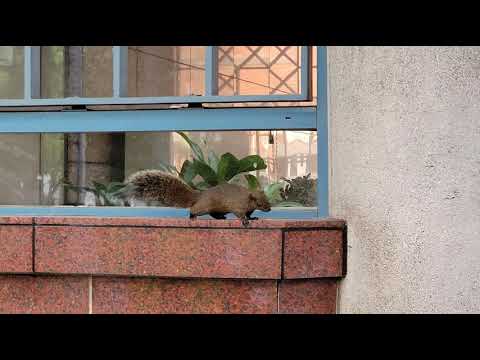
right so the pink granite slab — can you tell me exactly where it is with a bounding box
[34,216,345,229]
[278,279,337,314]
[0,275,89,314]
[283,230,344,278]
[92,277,277,314]
[35,226,282,279]
[0,217,33,225]
[0,225,33,273]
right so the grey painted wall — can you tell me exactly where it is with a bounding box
[328,47,480,313]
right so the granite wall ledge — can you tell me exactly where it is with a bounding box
[0,216,347,314]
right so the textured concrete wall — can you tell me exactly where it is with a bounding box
[328,47,480,313]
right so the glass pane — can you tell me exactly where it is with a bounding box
[40,46,113,98]
[0,46,24,99]
[217,46,302,96]
[127,46,205,97]
[0,131,317,209]
[205,46,316,107]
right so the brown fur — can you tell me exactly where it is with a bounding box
[127,170,200,208]
[126,171,271,225]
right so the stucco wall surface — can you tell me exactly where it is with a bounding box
[328,46,480,313]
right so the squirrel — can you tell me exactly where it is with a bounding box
[125,170,271,226]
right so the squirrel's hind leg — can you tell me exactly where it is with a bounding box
[233,211,250,227]
[240,217,250,227]
[189,207,209,220]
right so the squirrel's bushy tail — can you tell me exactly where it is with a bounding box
[126,170,200,208]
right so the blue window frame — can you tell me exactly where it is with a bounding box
[0,46,328,219]
[0,46,312,106]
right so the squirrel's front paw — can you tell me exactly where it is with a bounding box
[241,218,250,227]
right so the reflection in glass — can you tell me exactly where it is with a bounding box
[0,131,317,208]
[0,46,24,99]
[41,47,118,206]
[217,46,301,96]
[127,46,205,97]
[205,46,316,108]
[38,46,316,108]
[126,46,302,98]
[41,46,113,98]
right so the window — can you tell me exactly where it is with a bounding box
[0,46,24,99]
[0,46,327,219]
[41,46,113,98]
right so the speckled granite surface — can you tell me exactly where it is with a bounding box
[284,230,344,278]
[35,226,282,278]
[0,275,89,314]
[93,277,278,314]
[279,279,337,314]
[0,217,33,225]
[34,216,345,229]
[0,226,33,273]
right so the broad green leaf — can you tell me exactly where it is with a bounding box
[192,159,218,186]
[217,153,240,182]
[193,181,210,190]
[179,160,198,187]
[238,155,267,173]
[244,174,261,191]
[207,150,220,173]
[92,181,107,193]
[176,131,205,163]
[107,183,130,198]
[104,192,124,206]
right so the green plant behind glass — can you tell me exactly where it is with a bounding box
[173,131,267,191]
[64,180,131,206]
[280,173,317,207]
[66,132,313,207]
[171,132,303,207]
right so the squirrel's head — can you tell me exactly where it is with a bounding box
[249,190,271,212]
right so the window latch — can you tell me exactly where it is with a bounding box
[186,103,204,109]
[62,105,88,112]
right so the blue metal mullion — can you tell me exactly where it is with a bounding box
[113,46,128,98]
[0,206,318,219]
[24,46,41,100]
[300,46,311,99]
[7,46,311,106]
[23,46,32,100]
[0,46,322,219]
[0,94,307,106]
[0,107,316,133]
[205,46,218,96]
[316,46,329,218]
